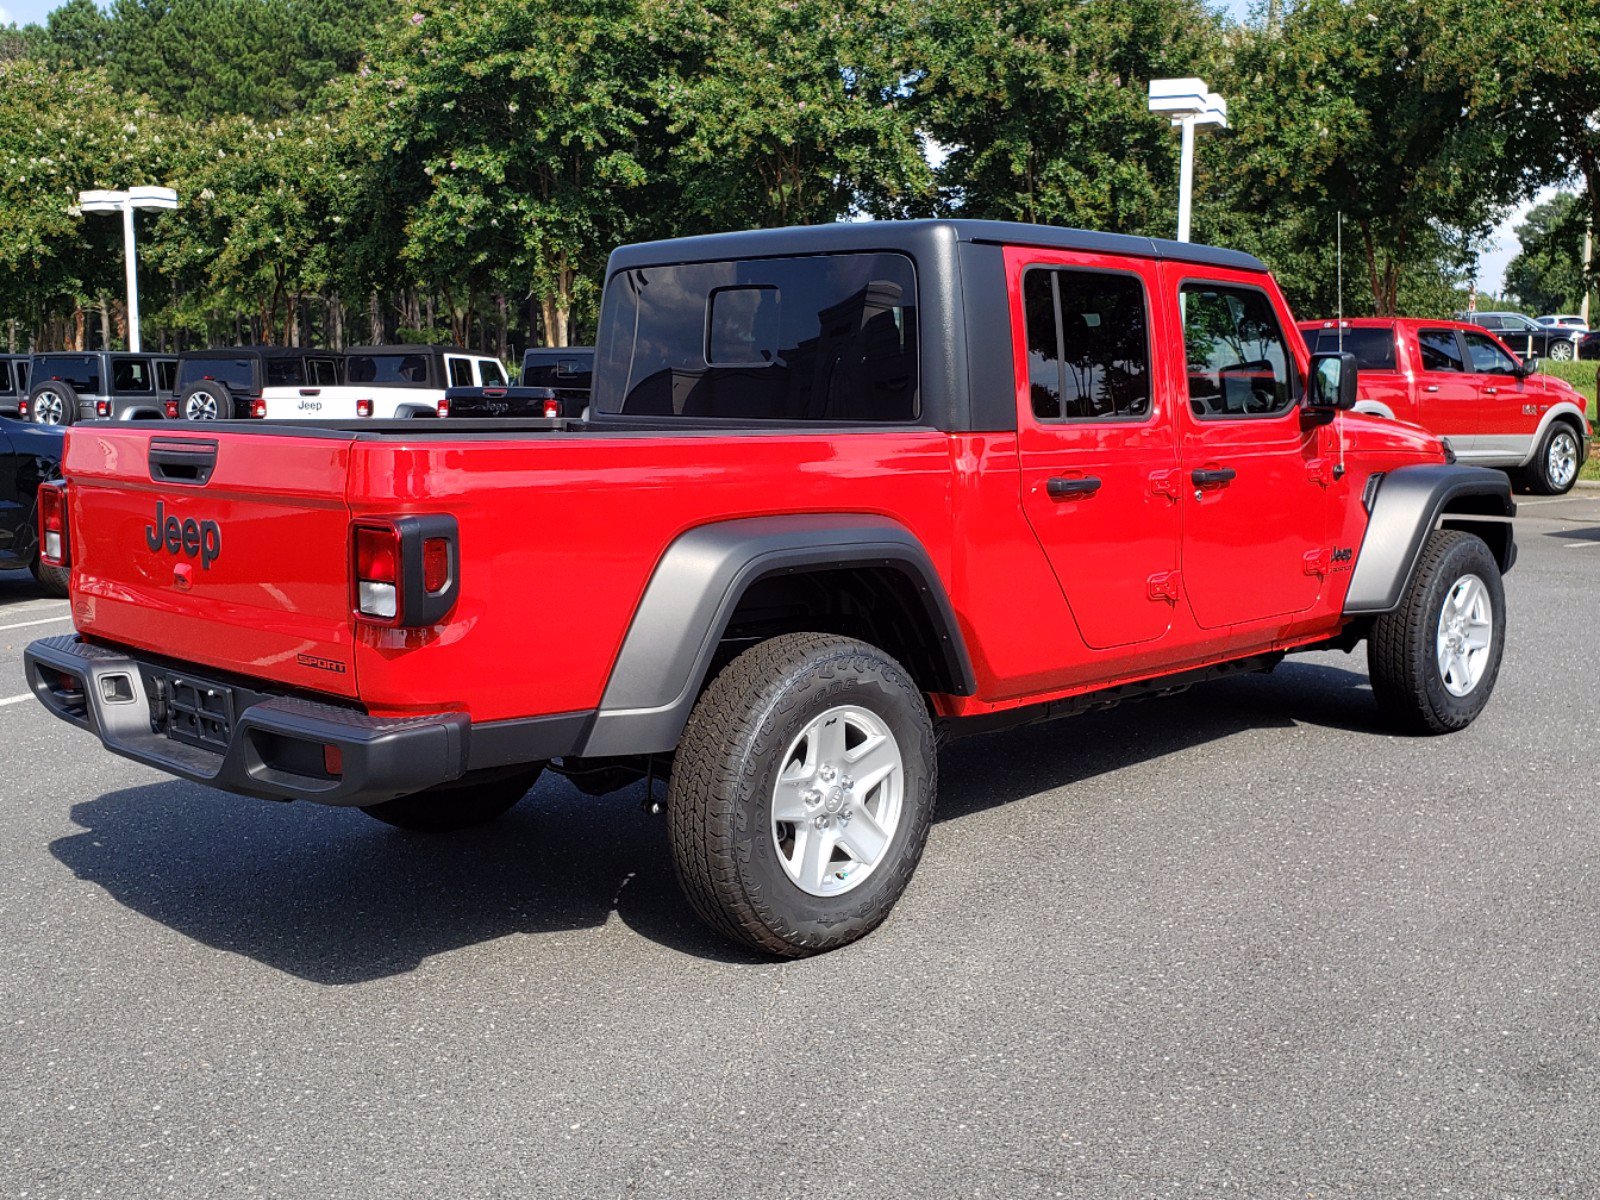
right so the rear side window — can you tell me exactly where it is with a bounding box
[264,358,306,387]
[111,358,151,393]
[1180,283,1296,417]
[447,358,473,387]
[36,355,100,393]
[308,357,341,386]
[1022,268,1151,420]
[348,354,432,386]
[1306,328,1397,371]
[0,362,11,394]
[179,357,255,392]
[1417,330,1465,372]
[156,360,176,391]
[595,252,918,422]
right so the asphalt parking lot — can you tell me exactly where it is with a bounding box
[3,491,1598,1199]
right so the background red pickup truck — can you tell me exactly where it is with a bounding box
[1299,317,1591,494]
[28,220,1516,957]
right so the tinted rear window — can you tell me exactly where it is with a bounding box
[595,252,918,422]
[348,354,432,386]
[521,350,593,389]
[178,357,256,392]
[1305,328,1397,371]
[264,358,307,387]
[35,355,100,393]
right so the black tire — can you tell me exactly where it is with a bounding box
[1367,530,1505,735]
[179,381,232,421]
[28,380,78,426]
[360,766,541,832]
[1548,337,1575,361]
[1522,421,1583,495]
[667,632,937,958]
[29,557,69,597]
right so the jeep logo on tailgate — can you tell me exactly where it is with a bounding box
[146,501,222,569]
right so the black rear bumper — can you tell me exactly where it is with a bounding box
[23,636,587,806]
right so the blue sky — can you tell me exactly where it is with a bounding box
[2,0,1531,291]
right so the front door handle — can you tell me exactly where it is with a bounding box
[1190,467,1237,487]
[1483,386,1499,395]
[1046,475,1102,498]
[1424,385,1441,393]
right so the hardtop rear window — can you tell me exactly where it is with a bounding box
[179,357,256,392]
[521,350,592,389]
[348,353,433,387]
[1304,327,1398,371]
[35,354,100,393]
[595,252,918,422]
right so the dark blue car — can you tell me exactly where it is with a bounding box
[0,415,66,594]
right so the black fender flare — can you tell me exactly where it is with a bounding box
[1344,464,1516,615]
[578,514,975,757]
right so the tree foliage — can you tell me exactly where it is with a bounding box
[1504,192,1588,315]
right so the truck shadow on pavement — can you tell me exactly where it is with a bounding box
[49,660,1385,981]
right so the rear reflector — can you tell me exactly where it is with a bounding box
[356,398,373,418]
[323,744,344,777]
[422,537,450,593]
[39,482,68,567]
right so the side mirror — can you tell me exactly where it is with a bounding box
[1514,355,1538,378]
[1307,351,1359,411]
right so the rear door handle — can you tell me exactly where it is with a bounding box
[1482,386,1499,395]
[1424,385,1441,393]
[1046,475,1102,498]
[1190,467,1237,486]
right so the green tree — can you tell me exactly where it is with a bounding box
[42,0,110,69]
[1504,192,1588,315]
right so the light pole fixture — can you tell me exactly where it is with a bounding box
[1147,79,1227,243]
[75,186,180,353]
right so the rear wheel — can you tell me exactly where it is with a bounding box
[1368,531,1505,734]
[360,767,541,832]
[28,382,77,426]
[1522,422,1582,495]
[667,633,937,958]
[1549,338,1576,361]
[29,557,69,597]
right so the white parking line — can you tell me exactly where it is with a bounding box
[0,601,71,618]
[0,614,73,633]
[1564,540,1600,549]
[0,693,33,707]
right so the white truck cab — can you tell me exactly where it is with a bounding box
[256,345,507,420]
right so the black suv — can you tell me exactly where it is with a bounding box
[1457,311,1579,362]
[0,354,30,417]
[170,347,345,420]
[25,351,177,425]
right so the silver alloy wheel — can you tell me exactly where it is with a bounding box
[32,389,66,425]
[1547,428,1579,490]
[771,704,904,898]
[1550,338,1575,361]
[1436,573,1493,697]
[185,392,219,420]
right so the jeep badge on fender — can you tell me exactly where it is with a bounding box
[145,501,222,569]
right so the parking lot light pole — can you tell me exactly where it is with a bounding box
[75,186,180,353]
[1147,80,1228,243]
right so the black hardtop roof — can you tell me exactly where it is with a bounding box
[178,344,340,360]
[346,343,491,356]
[608,218,1266,275]
[523,346,594,357]
[33,349,175,361]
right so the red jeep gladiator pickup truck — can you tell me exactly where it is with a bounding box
[1299,317,1591,494]
[27,220,1516,957]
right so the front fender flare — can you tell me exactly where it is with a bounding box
[578,514,973,757]
[1344,464,1516,615]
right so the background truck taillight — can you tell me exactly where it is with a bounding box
[38,480,69,566]
[351,516,459,627]
[96,399,111,418]
[543,398,559,418]
[250,398,267,418]
[164,398,179,418]
[17,399,28,418]
[356,398,373,418]
[436,397,451,417]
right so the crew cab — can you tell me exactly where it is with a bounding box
[436,347,592,420]
[27,220,1518,958]
[0,354,31,417]
[23,351,177,425]
[256,345,506,420]
[170,347,345,421]
[1300,317,1591,494]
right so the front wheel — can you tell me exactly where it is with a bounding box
[1523,422,1582,495]
[1368,530,1505,735]
[360,766,541,832]
[668,633,937,958]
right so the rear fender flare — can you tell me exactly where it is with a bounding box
[578,514,974,757]
[1344,464,1516,615]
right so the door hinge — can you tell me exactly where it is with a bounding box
[1146,570,1182,602]
[1148,469,1181,502]
[1306,458,1336,487]
[1303,549,1331,576]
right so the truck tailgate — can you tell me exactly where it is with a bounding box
[64,426,361,698]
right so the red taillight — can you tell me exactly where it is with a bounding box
[422,537,450,593]
[323,744,344,777]
[436,397,451,417]
[250,398,267,419]
[95,399,111,418]
[39,482,68,567]
[356,398,373,418]
[164,398,179,418]
[17,400,28,418]
[353,524,400,622]
[542,398,559,419]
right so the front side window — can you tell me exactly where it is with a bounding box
[348,354,432,386]
[1023,268,1151,420]
[1417,330,1466,372]
[1462,330,1518,374]
[595,252,918,422]
[478,360,506,386]
[264,358,307,388]
[1307,328,1397,372]
[179,357,255,392]
[1181,283,1296,417]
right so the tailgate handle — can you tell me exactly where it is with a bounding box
[299,388,321,396]
[149,438,218,486]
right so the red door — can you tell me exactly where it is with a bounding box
[1166,268,1327,630]
[1458,327,1538,460]
[1009,248,1181,649]
[1413,327,1484,451]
